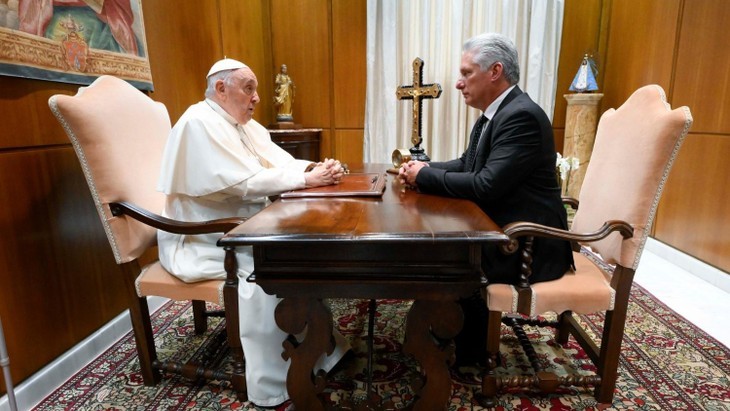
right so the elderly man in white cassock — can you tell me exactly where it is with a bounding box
[156,58,351,407]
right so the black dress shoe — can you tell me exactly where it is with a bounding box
[453,290,489,366]
[453,341,487,367]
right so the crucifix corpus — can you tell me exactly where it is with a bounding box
[395,57,442,163]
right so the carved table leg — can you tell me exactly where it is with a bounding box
[275,297,334,411]
[403,299,462,411]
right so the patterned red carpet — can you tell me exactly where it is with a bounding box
[34,285,730,410]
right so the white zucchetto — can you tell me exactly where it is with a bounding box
[206,58,248,78]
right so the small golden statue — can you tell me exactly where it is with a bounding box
[274,64,295,122]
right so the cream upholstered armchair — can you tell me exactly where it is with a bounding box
[480,85,692,405]
[48,76,247,400]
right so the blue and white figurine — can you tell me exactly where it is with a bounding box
[569,54,598,92]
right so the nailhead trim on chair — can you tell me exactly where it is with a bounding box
[628,86,693,271]
[49,97,123,265]
[134,265,226,307]
[134,265,147,298]
[217,283,225,307]
[579,247,616,311]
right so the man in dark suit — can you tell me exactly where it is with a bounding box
[398,33,574,365]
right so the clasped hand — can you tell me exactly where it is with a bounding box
[304,158,345,187]
[397,160,428,188]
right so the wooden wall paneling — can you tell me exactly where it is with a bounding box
[0,77,78,149]
[654,134,730,272]
[672,0,730,134]
[220,0,275,126]
[332,0,367,130]
[269,0,332,128]
[49,151,129,330]
[601,0,681,113]
[141,0,224,123]
[552,0,604,131]
[334,129,364,167]
[319,129,332,161]
[0,148,126,389]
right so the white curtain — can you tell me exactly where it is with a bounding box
[364,0,565,163]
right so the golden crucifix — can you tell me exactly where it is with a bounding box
[395,57,442,161]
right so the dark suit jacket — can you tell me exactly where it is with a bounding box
[416,86,574,283]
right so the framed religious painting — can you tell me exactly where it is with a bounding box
[0,0,153,90]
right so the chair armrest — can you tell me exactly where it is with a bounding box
[502,220,633,243]
[500,220,633,289]
[561,196,579,210]
[109,201,246,235]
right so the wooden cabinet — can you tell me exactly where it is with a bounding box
[269,128,322,162]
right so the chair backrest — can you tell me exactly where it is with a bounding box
[49,76,171,264]
[571,85,692,269]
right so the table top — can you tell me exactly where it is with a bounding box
[219,163,507,247]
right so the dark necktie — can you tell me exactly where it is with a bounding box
[465,115,488,171]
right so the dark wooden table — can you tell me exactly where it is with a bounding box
[218,164,508,410]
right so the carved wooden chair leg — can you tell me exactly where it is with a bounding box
[192,300,208,335]
[555,311,572,344]
[128,296,161,385]
[486,311,503,367]
[122,265,161,386]
[479,310,503,407]
[192,300,226,335]
[596,313,620,403]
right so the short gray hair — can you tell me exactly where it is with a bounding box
[204,70,239,99]
[463,33,520,85]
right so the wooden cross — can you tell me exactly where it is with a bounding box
[396,57,442,161]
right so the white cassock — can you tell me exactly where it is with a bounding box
[156,99,350,406]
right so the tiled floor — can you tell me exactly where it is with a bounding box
[1,238,729,411]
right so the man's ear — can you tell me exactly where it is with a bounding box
[215,79,226,95]
[490,62,504,81]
